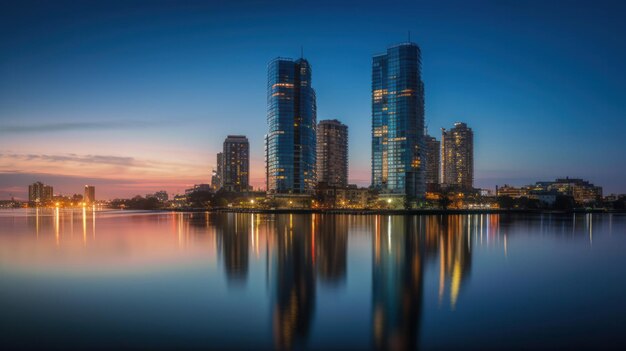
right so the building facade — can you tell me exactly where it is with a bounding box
[316,119,348,187]
[28,181,53,204]
[540,177,602,203]
[424,134,440,190]
[266,57,317,194]
[212,152,224,190]
[316,183,370,209]
[371,42,426,200]
[84,185,95,203]
[222,135,250,192]
[441,122,474,190]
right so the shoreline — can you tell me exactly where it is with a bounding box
[173,208,624,215]
[4,208,624,215]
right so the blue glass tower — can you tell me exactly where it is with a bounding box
[266,58,317,194]
[372,42,426,200]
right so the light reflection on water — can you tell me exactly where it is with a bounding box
[0,209,625,350]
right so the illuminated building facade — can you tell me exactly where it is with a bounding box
[84,185,95,203]
[28,181,53,204]
[371,42,426,200]
[547,177,603,203]
[222,135,250,192]
[266,57,317,194]
[441,122,474,190]
[316,119,348,187]
[497,177,602,204]
[211,152,224,190]
[425,134,440,189]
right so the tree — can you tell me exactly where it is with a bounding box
[497,196,514,210]
[439,194,452,210]
[553,195,574,211]
[187,191,213,208]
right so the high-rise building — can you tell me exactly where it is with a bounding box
[425,134,440,189]
[441,122,474,190]
[222,135,249,192]
[212,152,224,190]
[266,57,317,194]
[84,185,95,203]
[28,181,53,204]
[371,42,426,200]
[316,119,348,187]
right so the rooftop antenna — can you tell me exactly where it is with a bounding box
[300,46,303,59]
[408,30,411,42]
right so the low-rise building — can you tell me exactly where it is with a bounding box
[315,183,371,209]
[496,184,529,198]
[185,184,213,195]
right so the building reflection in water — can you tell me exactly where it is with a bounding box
[12,210,613,350]
[315,214,348,285]
[215,213,250,287]
[269,214,317,350]
[371,215,475,350]
[372,215,424,351]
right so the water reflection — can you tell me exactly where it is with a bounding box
[217,214,250,285]
[271,214,316,350]
[1,210,625,350]
[372,216,424,351]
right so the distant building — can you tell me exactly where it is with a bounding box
[424,134,440,190]
[84,185,95,203]
[222,135,249,192]
[316,183,371,209]
[441,122,474,190]
[172,194,188,208]
[317,119,348,187]
[540,177,602,204]
[28,181,53,204]
[212,152,224,190]
[266,57,317,194]
[185,183,213,195]
[496,184,529,198]
[496,177,602,205]
[372,42,426,200]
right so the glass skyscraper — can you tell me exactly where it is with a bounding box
[266,57,317,194]
[372,42,426,200]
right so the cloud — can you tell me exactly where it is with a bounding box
[0,120,165,134]
[0,152,189,169]
[0,152,208,185]
[19,153,141,167]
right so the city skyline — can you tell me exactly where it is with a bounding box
[2,1,626,200]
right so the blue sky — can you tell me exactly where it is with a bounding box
[1,0,625,199]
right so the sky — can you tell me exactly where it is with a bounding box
[1,0,625,200]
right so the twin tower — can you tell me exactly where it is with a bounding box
[265,42,465,200]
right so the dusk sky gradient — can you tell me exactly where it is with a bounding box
[1,0,625,199]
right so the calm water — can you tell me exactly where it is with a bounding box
[1,209,625,350]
